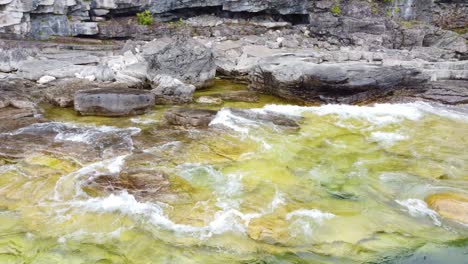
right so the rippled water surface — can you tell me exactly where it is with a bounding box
[1,80,467,263]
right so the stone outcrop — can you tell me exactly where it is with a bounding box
[0,82,44,133]
[164,108,217,127]
[150,75,196,104]
[144,36,216,89]
[0,1,466,106]
[74,88,155,116]
[249,55,427,104]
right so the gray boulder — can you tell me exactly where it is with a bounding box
[150,75,196,104]
[164,108,217,127]
[74,88,155,116]
[249,56,428,104]
[143,36,216,89]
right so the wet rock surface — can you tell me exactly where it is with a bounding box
[249,57,427,104]
[229,108,301,128]
[164,108,218,127]
[83,169,176,203]
[426,193,468,225]
[74,88,155,117]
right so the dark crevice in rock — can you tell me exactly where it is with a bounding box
[157,6,309,25]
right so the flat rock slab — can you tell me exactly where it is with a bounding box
[249,58,427,104]
[164,108,217,128]
[212,90,260,103]
[74,88,155,117]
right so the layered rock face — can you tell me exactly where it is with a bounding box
[0,0,466,106]
[249,56,427,104]
[1,0,466,44]
[74,88,155,116]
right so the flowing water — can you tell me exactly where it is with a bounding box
[1,80,468,263]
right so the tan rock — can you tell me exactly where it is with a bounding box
[426,193,468,224]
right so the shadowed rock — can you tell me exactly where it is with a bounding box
[74,88,155,116]
[250,57,428,104]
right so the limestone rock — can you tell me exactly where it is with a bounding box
[144,36,216,89]
[164,108,217,127]
[74,88,155,116]
[37,75,56,84]
[150,75,196,104]
[249,56,428,104]
[196,96,223,105]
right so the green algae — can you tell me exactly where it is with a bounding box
[1,81,468,263]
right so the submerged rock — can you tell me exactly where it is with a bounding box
[426,193,468,225]
[164,108,217,128]
[83,169,176,203]
[212,90,260,103]
[74,88,155,117]
[229,108,301,128]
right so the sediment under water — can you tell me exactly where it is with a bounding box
[0,80,467,263]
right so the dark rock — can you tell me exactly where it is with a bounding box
[74,88,155,116]
[144,36,216,89]
[418,80,468,105]
[249,56,428,104]
[164,108,217,127]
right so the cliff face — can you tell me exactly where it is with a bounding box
[0,0,466,48]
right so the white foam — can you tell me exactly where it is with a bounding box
[53,155,128,201]
[9,122,141,149]
[269,189,286,211]
[209,109,274,150]
[55,125,141,145]
[252,102,468,125]
[209,109,253,134]
[66,191,263,239]
[286,209,335,224]
[107,155,127,175]
[286,209,335,239]
[396,199,441,226]
[370,131,408,146]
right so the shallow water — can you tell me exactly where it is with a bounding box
[1,80,468,263]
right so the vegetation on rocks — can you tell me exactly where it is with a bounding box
[137,10,154,26]
[331,5,342,16]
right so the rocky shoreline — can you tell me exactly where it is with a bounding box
[0,0,467,129]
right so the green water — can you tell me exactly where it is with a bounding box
[0,80,467,263]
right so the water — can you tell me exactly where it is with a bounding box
[1,80,467,263]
